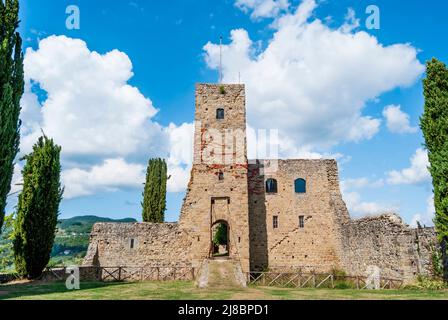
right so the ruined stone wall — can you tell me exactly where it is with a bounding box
[83,223,192,267]
[413,227,439,277]
[248,159,350,272]
[341,214,437,281]
[179,84,251,273]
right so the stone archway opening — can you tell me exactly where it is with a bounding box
[211,221,229,258]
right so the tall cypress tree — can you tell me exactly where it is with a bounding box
[142,158,167,223]
[13,136,63,279]
[421,58,448,282]
[0,0,24,231]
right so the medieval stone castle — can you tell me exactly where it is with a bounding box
[84,84,437,283]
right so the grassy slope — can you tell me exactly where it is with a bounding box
[1,281,447,300]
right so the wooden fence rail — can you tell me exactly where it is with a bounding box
[3,267,403,290]
[247,272,403,290]
[37,266,196,283]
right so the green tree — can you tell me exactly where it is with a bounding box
[0,0,24,231]
[0,214,15,272]
[13,136,63,279]
[141,158,168,223]
[421,58,448,282]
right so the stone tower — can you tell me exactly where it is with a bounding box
[179,84,250,273]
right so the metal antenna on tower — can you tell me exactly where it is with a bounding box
[219,36,223,84]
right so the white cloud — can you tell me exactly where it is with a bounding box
[411,195,435,227]
[387,148,431,185]
[342,191,396,217]
[235,0,290,19]
[9,164,23,196]
[340,177,390,217]
[63,157,192,199]
[382,104,418,134]
[339,8,360,33]
[166,122,194,193]
[20,81,43,137]
[62,158,146,199]
[21,35,166,158]
[167,166,191,193]
[204,1,424,156]
[18,35,193,199]
[341,177,384,191]
[166,122,194,167]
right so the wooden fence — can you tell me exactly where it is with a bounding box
[4,267,404,290]
[101,266,196,282]
[247,272,404,290]
[37,265,196,283]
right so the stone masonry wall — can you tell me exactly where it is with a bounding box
[341,214,437,281]
[84,223,192,267]
[248,159,350,273]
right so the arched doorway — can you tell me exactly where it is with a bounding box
[211,220,230,258]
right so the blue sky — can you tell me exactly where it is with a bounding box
[9,0,448,225]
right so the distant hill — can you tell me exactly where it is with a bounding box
[1,215,138,271]
[49,215,138,266]
[57,215,137,234]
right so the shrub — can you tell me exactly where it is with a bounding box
[405,276,447,290]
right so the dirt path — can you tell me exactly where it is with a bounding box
[198,259,246,288]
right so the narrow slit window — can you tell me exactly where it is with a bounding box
[273,216,279,229]
[130,239,135,249]
[218,172,224,181]
[299,216,305,229]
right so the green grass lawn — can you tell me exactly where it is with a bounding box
[1,281,448,300]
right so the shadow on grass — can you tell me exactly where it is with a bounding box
[0,280,129,300]
[0,280,242,300]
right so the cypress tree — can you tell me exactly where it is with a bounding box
[13,136,63,279]
[421,58,448,282]
[142,158,167,223]
[0,214,14,272]
[0,0,24,231]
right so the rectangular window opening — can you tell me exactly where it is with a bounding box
[273,216,279,229]
[299,216,305,229]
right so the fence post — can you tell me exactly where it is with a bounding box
[118,267,122,282]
